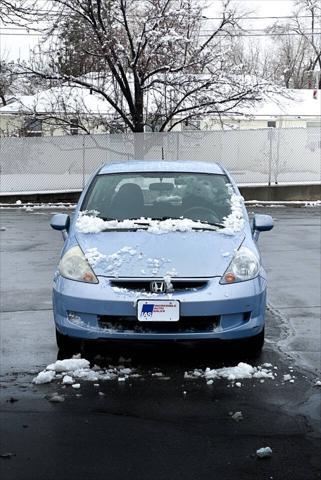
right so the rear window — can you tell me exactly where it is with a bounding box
[81,172,233,224]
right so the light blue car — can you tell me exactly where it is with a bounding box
[51,161,273,353]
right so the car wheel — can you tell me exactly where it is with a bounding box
[55,328,81,354]
[246,328,265,357]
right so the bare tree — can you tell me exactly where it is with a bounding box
[0,0,39,25]
[19,0,273,135]
[269,0,321,88]
[0,59,16,106]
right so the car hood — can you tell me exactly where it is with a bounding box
[75,230,245,278]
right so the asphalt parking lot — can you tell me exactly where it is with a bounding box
[0,205,320,480]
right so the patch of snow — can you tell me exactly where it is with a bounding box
[76,213,219,235]
[231,411,243,422]
[47,393,65,403]
[85,246,139,275]
[185,362,275,383]
[221,193,245,235]
[33,357,138,386]
[245,200,321,207]
[163,274,173,291]
[256,447,272,458]
[85,248,107,267]
[62,375,74,385]
[32,370,56,384]
[47,358,90,372]
[0,202,76,210]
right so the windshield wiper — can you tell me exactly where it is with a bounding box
[156,217,225,229]
[200,222,225,229]
[99,216,224,231]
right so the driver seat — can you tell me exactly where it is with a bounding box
[110,183,145,220]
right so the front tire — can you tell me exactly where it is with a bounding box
[55,328,81,354]
[246,328,265,356]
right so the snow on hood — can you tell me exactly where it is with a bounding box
[76,229,244,278]
[74,194,246,278]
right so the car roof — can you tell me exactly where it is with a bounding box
[98,161,225,175]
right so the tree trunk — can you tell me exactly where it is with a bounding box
[133,75,144,158]
[133,75,144,133]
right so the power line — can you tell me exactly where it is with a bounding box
[202,14,321,20]
[0,30,320,37]
[1,12,321,21]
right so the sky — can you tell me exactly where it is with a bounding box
[0,0,296,61]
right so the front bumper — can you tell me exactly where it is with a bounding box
[53,275,267,341]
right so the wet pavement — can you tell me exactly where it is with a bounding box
[0,206,320,480]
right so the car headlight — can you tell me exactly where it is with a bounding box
[59,246,98,283]
[220,246,259,284]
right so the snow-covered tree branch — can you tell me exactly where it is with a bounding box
[18,0,275,133]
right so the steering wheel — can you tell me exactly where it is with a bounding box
[183,206,220,224]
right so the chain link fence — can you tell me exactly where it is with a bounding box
[0,128,320,193]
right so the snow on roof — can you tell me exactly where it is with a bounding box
[237,89,321,118]
[0,84,319,118]
[0,85,114,115]
[98,160,225,175]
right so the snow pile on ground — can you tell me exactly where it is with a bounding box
[32,356,138,385]
[47,358,90,372]
[184,362,275,384]
[305,201,321,207]
[245,200,321,208]
[256,447,272,458]
[33,370,56,385]
[222,194,245,235]
[0,202,76,210]
[283,373,295,383]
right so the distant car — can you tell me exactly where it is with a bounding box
[51,161,273,353]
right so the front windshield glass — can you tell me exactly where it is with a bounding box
[81,172,233,225]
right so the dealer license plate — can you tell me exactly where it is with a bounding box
[137,300,180,322]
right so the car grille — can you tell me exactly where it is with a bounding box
[110,279,208,292]
[98,315,220,333]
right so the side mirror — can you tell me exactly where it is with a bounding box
[50,214,70,239]
[253,214,273,241]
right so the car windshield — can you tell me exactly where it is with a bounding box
[81,172,233,225]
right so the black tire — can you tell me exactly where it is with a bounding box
[246,328,265,357]
[55,329,81,354]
